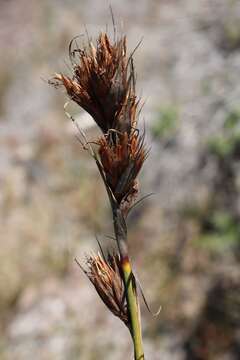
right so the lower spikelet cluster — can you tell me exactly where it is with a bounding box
[79,252,129,326]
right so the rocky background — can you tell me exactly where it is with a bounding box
[0,0,240,359]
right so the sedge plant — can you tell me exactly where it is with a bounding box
[50,28,150,360]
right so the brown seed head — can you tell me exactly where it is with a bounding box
[52,32,137,134]
[50,31,147,212]
[98,130,146,212]
[79,252,129,326]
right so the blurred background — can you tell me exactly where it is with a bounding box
[0,0,240,359]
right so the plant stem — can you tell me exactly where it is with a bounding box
[112,207,144,359]
[122,256,144,360]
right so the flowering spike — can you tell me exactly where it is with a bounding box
[50,28,147,358]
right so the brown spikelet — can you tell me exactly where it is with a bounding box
[52,33,137,135]
[98,130,146,212]
[78,252,129,326]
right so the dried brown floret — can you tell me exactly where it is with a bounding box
[78,252,129,326]
[98,130,146,212]
[52,33,138,135]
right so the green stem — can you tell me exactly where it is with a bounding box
[122,256,144,360]
[112,207,144,359]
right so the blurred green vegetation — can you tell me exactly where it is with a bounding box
[208,108,240,158]
[196,210,240,253]
[150,105,178,140]
[181,205,240,255]
[0,67,12,117]
[223,20,240,52]
[181,108,240,254]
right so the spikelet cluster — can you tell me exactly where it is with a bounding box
[79,252,129,326]
[51,32,146,214]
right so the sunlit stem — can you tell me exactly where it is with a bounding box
[112,207,144,360]
[122,257,144,360]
